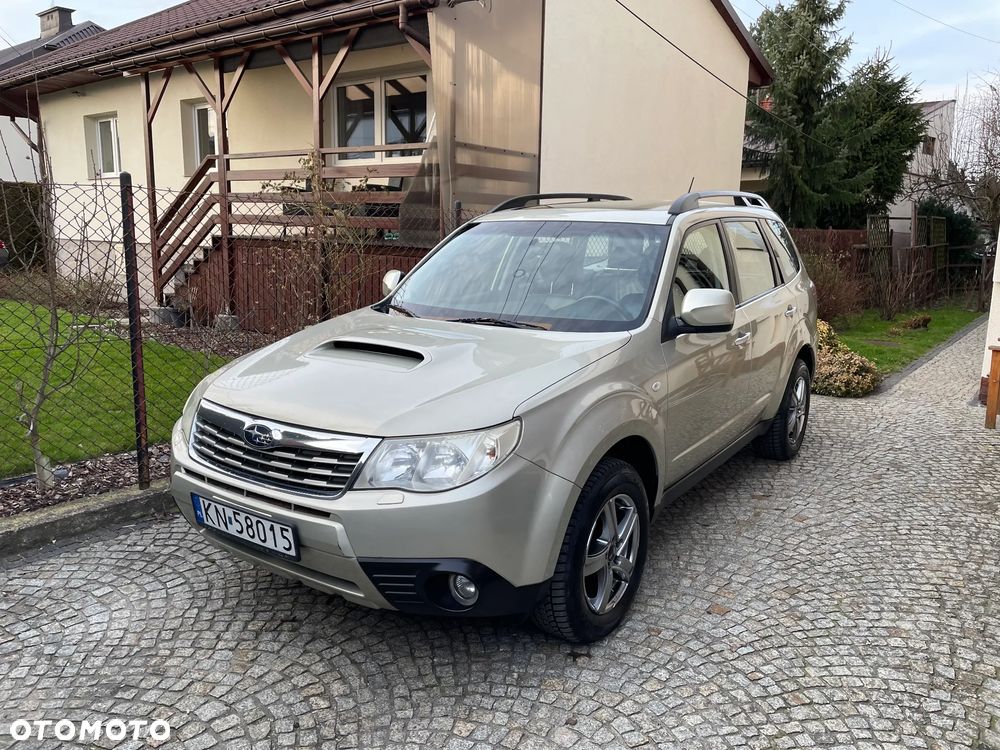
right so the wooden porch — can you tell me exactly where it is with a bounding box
[134,3,445,320]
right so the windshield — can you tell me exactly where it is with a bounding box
[387,220,669,332]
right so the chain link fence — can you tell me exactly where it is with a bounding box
[0,175,474,500]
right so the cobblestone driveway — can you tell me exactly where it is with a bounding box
[2,322,999,750]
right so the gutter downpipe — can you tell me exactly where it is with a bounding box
[398,4,431,50]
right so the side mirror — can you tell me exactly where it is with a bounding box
[382,269,403,297]
[663,288,735,340]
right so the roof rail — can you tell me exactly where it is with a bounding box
[488,193,631,214]
[668,191,770,215]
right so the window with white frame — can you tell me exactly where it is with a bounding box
[333,71,429,161]
[91,116,120,176]
[193,103,217,163]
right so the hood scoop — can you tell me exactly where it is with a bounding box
[311,338,426,371]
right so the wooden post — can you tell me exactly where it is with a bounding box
[312,36,323,167]
[141,72,160,304]
[214,59,234,317]
[987,346,1000,430]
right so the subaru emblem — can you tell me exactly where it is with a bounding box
[243,423,275,449]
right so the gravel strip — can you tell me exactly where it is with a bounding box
[0,444,172,518]
[141,323,277,360]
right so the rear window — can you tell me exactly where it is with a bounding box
[765,219,801,281]
[724,221,777,302]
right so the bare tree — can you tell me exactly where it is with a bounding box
[907,71,1000,234]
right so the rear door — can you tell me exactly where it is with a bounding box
[661,221,755,483]
[721,219,788,421]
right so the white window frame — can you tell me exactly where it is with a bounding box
[192,103,217,164]
[94,116,121,177]
[330,68,431,165]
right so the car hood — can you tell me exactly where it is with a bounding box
[203,307,630,436]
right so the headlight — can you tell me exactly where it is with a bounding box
[354,420,521,492]
[179,371,222,440]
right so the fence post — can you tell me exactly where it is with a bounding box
[120,172,150,489]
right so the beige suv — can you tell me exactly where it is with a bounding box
[170,191,817,643]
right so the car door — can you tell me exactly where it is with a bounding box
[661,221,755,484]
[721,219,788,421]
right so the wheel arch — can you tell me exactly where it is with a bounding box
[603,436,659,516]
[797,343,816,374]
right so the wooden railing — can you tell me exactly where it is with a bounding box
[151,145,430,300]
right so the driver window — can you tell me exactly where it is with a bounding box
[673,224,731,313]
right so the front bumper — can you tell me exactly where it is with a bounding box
[170,421,577,615]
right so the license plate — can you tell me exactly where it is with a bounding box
[192,494,300,561]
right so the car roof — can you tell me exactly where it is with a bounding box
[476,197,780,227]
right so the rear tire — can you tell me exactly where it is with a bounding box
[755,358,811,461]
[532,458,648,643]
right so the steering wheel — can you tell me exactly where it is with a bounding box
[568,295,631,320]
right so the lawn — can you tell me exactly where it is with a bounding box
[834,302,984,374]
[0,299,225,478]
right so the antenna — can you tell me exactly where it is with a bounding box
[688,176,695,191]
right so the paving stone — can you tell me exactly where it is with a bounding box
[0,323,998,749]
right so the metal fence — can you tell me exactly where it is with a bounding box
[0,176,471,492]
[1,181,994,496]
[792,222,996,313]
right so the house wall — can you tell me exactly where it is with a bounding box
[429,0,543,212]
[0,118,39,181]
[540,0,750,200]
[39,43,424,192]
[888,101,956,240]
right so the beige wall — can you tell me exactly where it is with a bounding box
[430,0,542,210]
[39,44,423,192]
[540,0,751,201]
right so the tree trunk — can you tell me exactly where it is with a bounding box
[29,421,55,491]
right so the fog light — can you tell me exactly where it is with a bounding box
[449,574,479,606]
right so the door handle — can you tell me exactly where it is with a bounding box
[734,332,751,348]
[784,305,797,318]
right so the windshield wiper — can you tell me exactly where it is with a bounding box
[387,303,418,318]
[448,317,546,330]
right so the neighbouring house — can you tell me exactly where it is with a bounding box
[887,99,956,245]
[739,98,957,243]
[0,7,103,181]
[0,0,772,330]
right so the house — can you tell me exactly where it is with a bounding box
[0,0,771,328]
[740,98,957,243]
[0,7,103,181]
[887,99,956,245]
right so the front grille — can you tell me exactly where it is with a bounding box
[191,402,376,498]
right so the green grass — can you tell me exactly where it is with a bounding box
[834,302,983,374]
[0,299,225,477]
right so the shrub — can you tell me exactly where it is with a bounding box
[917,197,978,248]
[799,249,866,322]
[899,314,931,330]
[813,319,881,397]
[0,182,44,270]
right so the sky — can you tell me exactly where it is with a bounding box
[1,0,999,102]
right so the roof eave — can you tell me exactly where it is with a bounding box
[710,0,773,88]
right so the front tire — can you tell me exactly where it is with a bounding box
[755,358,811,461]
[532,458,649,643]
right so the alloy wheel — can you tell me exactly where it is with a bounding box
[786,375,809,444]
[583,493,641,615]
